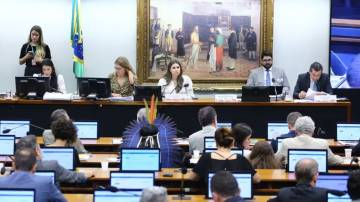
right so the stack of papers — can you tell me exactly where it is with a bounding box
[109,96,134,102]
[43,92,72,101]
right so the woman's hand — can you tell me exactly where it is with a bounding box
[34,55,43,64]
[112,93,121,97]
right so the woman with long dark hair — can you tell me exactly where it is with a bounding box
[38,59,66,93]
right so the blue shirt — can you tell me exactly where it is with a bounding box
[271,130,296,153]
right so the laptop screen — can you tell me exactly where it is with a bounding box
[94,190,141,202]
[110,172,154,189]
[316,174,348,192]
[287,149,327,172]
[267,123,288,140]
[35,171,56,184]
[0,135,15,156]
[217,123,232,129]
[204,137,216,149]
[208,172,252,199]
[121,149,160,171]
[337,123,360,141]
[41,147,75,170]
[277,137,286,151]
[0,120,30,138]
[74,121,98,139]
[0,189,35,202]
[327,193,351,202]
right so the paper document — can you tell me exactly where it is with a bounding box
[43,92,72,101]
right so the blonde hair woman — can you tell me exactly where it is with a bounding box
[109,56,137,97]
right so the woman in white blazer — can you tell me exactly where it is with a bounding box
[35,58,66,93]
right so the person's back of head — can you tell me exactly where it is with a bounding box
[140,186,167,202]
[14,148,37,172]
[51,118,77,144]
[295,158,319,186]
[249,141,280,169]
[50,109,69,123]
[16,135,38,151]
[215,128,234,149]
[294,116,315,136]
[211,171,240,202]
[287,112,302,130]
[348,170,360,200]
[198,106,217,127]
[232,123,252,149]
[137,108,147,122]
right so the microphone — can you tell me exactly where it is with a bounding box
[173,153,191,200]
[349,157,359,170]
[97,185,142,196]
[2,123,45,134]
[271,78,278,101]
[50,87,63,94]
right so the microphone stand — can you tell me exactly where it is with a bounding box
[172,167,191,200]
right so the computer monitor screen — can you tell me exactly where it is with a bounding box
[0,120,30,138]
[134,85,162,101]
[110,172,154,189]
[77,77,111,98]
[35,171,56,184]
[217,122,232,129]
[287,149,327,172]
[204,137,216,149]
[94,190,142,202]
[41,147,75,170]
[316,174,348,191]
[15,76,50,98]
[241,86,270,102]
[121,149,160,171]
[277,137,287,151]
[0,189,35,202]
[74,121,98,139]
[337,123,360,141]
[0,135,15,156]
[267,122,288,140]
[208,172,252,199]
[327,193,351,202]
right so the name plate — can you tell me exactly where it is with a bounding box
[214,94,238,102]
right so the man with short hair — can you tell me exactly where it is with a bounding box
[275,116,343,165]
[0,148,67,202]
[348,170,360,202]
[293,62,333,99]
[211,171,244,202]
[189,106,217,154]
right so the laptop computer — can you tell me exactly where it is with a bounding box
[267,122,288,140]
[35,171,56,184]
[207,172,253,199]
[337,123,360,145]
[241,86,270,102]
[74,121,98,139]
[120,148,160,171]
[0,188,35,202]
[41,147,75,170]
[287,149,328,173]
[93,189,142,202]
[0,135,15,156]
[217,122,232,129]
[0,120,30,138]
[110,172,154,190]
[316,173,348,192]
[204,137,216,149]
[327,193,351,202]
[276,137,288,152]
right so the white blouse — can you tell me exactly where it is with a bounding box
[157,75,194,100]
[33,74,67,93]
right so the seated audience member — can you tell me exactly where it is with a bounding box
[43,109,87,153]
[293,62,333,99]
[189,106,217,154]
[16,135,91,184]
[140,186,167,202]
[275,116,343,165]
[249,141,280,169]
[158,60,194,100]
[0,148,67,202]
[232,123,252,157]
[348,170,360,202]
[211,171,245,202]
[34,58,66,93]
[271,111,302,152]
[109,56,136,97]
[191,128,260,184]
[137,107,147,122]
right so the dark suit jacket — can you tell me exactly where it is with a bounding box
[293,72,333,99]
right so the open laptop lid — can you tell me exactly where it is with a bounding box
[120,148,160,171]
[0,120,30,138]
[267,122,288,140]
[41,147,75,170]
[316,173,348,192]
[35,170,56,184]
[74,121,98,139]
[94,189,142,202]
[241,86,270,102]
[336,123,360,141]
[0,135,15,156]
[287,149,328,173]
[327,193,351,202]
[204,137,216,149]
[0,188,35,202]
[110,171,154,190]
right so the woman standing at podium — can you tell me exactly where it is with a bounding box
[158,60,194,100]
[109,56,136,97]
[19,25,51,76]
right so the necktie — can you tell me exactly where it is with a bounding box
[265,70,271,86]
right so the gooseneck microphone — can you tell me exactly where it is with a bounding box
[2,123,45,134]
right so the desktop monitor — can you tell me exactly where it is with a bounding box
[0,120,30,138]
[267,122,288,140]
[41,147,75,170]
[0,189,35,202]
[207,172,253,199]
[121,148,160,171]
[337,123,360,141]
[327,193,351,202]
[217,122,232,129]
[287,149,328,173]
[316,173,348,192]
[74,121,98,139]
[241,86,270,102]
[0,135,15,156]
[77,77,111,99]
[94,190,142,202]
[204,137,216,149]
[110,172,154,189]
[35,171,56,184]
[15,76,50,99]
[134,85,162,101]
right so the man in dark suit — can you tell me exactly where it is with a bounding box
[211,171,245,202]
[293,62,333,99]
[0,148,67,202]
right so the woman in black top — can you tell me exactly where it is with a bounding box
[19,25,51,76]
[232,123,252,150]
[191,128,260,184]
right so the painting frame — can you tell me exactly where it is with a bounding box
[137,0,274,89]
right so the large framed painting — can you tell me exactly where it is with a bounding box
[137,0,273,88]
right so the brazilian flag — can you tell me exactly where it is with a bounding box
[71,0,84,77]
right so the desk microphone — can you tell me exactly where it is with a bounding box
[350,157,359,170]
[172,153,191,200]
[50,87,63,94]
[97,185,141,196]
[271,78,279,101]
[2,123,45,134]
